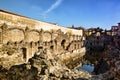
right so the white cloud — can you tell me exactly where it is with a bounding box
[44,0,63,15]
[39,0,63,20]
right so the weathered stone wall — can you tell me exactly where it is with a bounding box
[0,9,83,62]
[8,28,25,42]
[0,10,83,35]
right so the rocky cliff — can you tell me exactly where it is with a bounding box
[0,48,91,80]
[90,46,120,80]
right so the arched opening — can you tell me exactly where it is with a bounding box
[21,48,27,60]
[61,39,66,49]
[50,45,54,50]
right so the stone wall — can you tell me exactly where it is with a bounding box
[0,10,83,35]
[0,9,83,62]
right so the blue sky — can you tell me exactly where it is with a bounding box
[0,0,120,29]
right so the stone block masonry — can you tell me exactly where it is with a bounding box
[0,9,83,62]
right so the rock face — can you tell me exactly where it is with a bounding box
[0,48,91,80]
[0,45,24,69]
[91,46,120,80]
[93,58,110,74]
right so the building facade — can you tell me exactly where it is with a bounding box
[111,23,120,36]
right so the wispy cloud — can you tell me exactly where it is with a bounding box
[40,0,63,20]
[43,0,63,16]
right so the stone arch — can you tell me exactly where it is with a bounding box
[43,31,52,42]
[29,29,40,33]
[27,30,39,42]
[55,32,70,51]
[8,28,25,42]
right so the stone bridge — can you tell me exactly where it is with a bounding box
[0,9,84,62]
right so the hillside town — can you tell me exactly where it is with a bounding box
[84,23,120,80]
